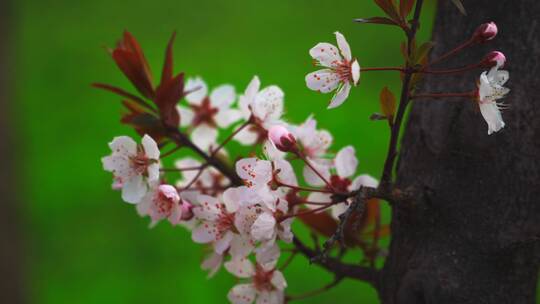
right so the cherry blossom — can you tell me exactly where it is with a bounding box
[225,256,286,304]
[201,251,223,278]
[268,125,297,153]
[473,22,498,42]
[136,184,183,226]
[102,135,160,203]
[191,190,255,257]
[177,77,243,151]
[175,157,227,195]
[305,31,360,109]
[477,66,510,135]
[235,76,285,146]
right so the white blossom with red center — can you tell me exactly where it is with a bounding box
[234,76,285,149]
[477,66,510,135]
[192,190,255,257]
[136,184,183,226]
[102,134,160,203]
[177,77,243,151]
[225,256,287,304]
[175,157,227,196]
[305,31,360,109]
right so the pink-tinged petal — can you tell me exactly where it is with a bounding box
[278,218,293,243]
[351,59,361,86]
[255,243,280,267]
[235,205,264,234]
[210,84,236,109]
[214,230,234,254]
[306,192,332,211]
[271,270,287,290]
[256,291,283,304]
[222,187,240,213]
[108,136,137,157]
[479,102,505,135]
[350,174,379,191]
[228,284,257,304]
[274,159,297,186]
[185,77,208,105]
[236,158,272,190]
[122,175,147,204]
[251,212,276,241]
[191,124,218,152]
[141,134,160,159]
[309,42,341,68]
[201,252,223,278]
[303,162,331,187]
[225,257,255,278]
[230,234,255,258]
[252,86,284,123]
[244,76,261,104]
[147,163,160,183]
[168,202,183,225]
[193,195,221,221]
[335,146,358,178]
[327,82,351,109]
[305,69,340,93]
[176,105,194,127]
[136,191,153,216]
[235,128,259,145]
[101,155,117,172]
[263,139,286,161]
[335,31,352,61]
[215,108,243,128]
[192,222,217,243]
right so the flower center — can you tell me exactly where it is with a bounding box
[216,208,237,235]
[191,97,219,127]
[130,147,151,175]
[330,175,352,193]
[335,60,352,83]
[154,190,175,216]
[253,265,275,292]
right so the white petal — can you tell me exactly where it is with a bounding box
[493,70,509,86]
[236,158,272,190]
[255,243,280,267]
[147,163,160,183]
[210,84,236,109]
[305,192,332,210]
[350,174,379,191]
[109,136,137,157]
[271,270,287,291]
[331,202,349,219]
[309,42,341,68]
[193,195,221,221]
[251,212,276,241]
[222,188,240,213]
[335,146,358,178]
[479,102,505,135]
[235,128,259,145]
[214,230,234,254]
[228,284,257,304]
[252,86,284,123]
[191,222,217,243]
[185,77,208,105]
[305,69,340,93]
[201,252,223,278]
[191,124,218,151]
[303,162,331,187]
[277,218,293,243]
[230,234,255,258]
[335,31,352,61]
[274,159,297,186]
[177,106,194,127]
[121,175,147,204]
[256,291,283,304]
[141,134,160,159]
[215,109,243,128]
[327,82,351,109]
[351,59,361,86]
[263,139,286,161]
[244,76,261,104]
[225,257,255,278]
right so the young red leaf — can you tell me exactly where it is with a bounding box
[154,73,184,127]
[399,0,415,18]
[380,87,397,123]
[159,32,177,90]
[373,0,401,21]
[354,16,399,26]
[298,211,338,238]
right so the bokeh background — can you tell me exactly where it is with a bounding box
[11,0,438,303]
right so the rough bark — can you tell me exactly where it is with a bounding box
[379,1,540,303]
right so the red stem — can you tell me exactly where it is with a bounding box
[427,38,475,67]
[276,181,335,194]
[361,67,404,72]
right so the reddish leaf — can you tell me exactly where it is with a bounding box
[380,87,397,123]
[354,17,399,26]
[373,0,400,21]
[155,73,184,127]
[399,0,415,18]
[92,82,155,112]
[159,32,177,90]
[112,31,155,99]
[121,101,166,142]
[298,211,338,238]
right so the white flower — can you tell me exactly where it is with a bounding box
[225,257,287,304]
[102,135,160,204]
[477,66,510,135]
[306,32,360,109]
[191,191,255,257]
[136,184,183,226]
[177,77,243,151]
[235,76,285,146]
[201,251,223,278]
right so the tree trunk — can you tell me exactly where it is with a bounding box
[379,1,540,303]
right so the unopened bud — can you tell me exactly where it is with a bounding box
[268,125,297,152]
[473,22,498,42]
[158,184,180,204]
[481,51,506,68]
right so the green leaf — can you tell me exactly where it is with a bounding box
[451,0,467,15]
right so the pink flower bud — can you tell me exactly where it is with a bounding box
[180,200,194,221]
[473,22,498,42]
[157,184,180,204]
[268,125,297,152]
[481,51,506,68]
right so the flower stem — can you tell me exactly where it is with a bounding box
[427,38,475,67]
[297,151,336,192]
[276,181,335,194]
[361,67,404,72]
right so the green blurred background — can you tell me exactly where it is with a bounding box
[14,0,436,303]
